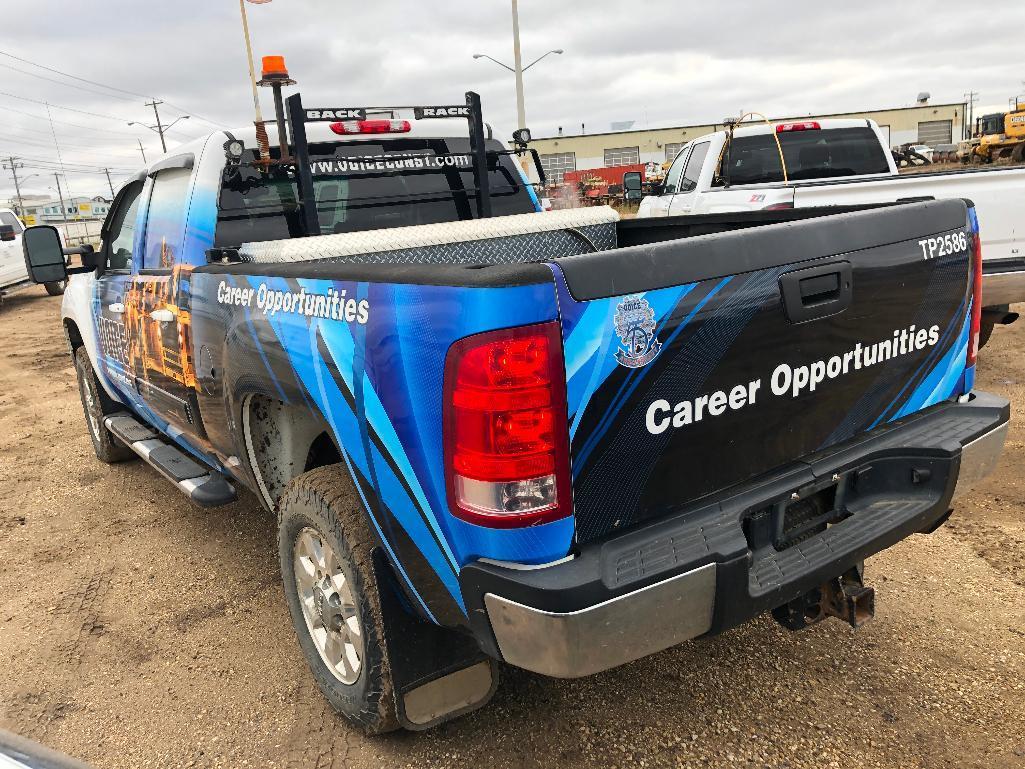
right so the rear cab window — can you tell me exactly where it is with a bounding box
[215,138,537,247]
[0,211,23,233]
[714,127,891,186]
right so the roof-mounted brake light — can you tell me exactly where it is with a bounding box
[776,121,821,133]
[330,119,412,135]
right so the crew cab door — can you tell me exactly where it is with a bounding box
[666,140,711,216]
[120,164,204,437]
[643,146,690,217]
[94,180,145,402]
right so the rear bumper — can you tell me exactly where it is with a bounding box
[982,259,1025,307]
[460,392,1009,678]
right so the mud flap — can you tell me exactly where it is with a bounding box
[373,551,498,730]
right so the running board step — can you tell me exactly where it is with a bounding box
[105,414,237,507]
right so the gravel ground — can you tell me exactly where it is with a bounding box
[1,287,1023,769]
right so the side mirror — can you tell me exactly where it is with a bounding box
[21,226,68,285]
[511,127,532,148]
[0,224,15,242]
[622,171,643,192]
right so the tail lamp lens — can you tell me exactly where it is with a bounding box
[967,229,983,366]
[444,322,572,528]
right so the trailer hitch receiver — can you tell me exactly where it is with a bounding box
[771,566,875,631]
[820,569,875,629]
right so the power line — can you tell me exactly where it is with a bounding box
[0,157,138,174]
[0,87,140,123]
[0,48,150,98]
[0,61,140,102]
[0,125,142,155]
[0,103,144,136]
[0,138,142,162]
[0,48,230,129]
[12,162,136,175]
[0,152,136,169]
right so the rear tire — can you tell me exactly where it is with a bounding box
[1012,143,1025,164]
[277,465,400,735]
[74,347,134,464]
[44,280,66,296]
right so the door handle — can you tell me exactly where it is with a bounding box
[779,261,853,324]
[150,309,175,323]
[108,303,125,315]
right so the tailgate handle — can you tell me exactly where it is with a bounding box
[779,261,852,324]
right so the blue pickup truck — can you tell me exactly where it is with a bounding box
[22,92,1009,733]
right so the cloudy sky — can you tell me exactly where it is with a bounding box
[2,0,1023,203]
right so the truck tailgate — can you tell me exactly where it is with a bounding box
[552,199,975,543]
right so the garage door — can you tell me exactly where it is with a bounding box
[540,152,576,184]
[604,147,640,166]
[918,120,952,146]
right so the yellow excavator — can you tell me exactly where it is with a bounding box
[964,95,1025,164]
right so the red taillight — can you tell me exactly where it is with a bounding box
[444,322,572,528]
[329,119,412,135]
[776,121,820,132]
[967,230,983,366]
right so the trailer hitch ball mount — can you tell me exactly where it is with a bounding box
[771,566,875,631]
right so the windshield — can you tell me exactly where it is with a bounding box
[714,127,890,186]
[215,137,534,246]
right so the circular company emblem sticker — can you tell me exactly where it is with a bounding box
[613,296,662,369]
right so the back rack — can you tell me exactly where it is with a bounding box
[240,91,546,237]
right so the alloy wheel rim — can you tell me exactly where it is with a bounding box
[293,527,363,685]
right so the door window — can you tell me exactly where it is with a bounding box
[679,141,711,192]
[663,146,690,194]
[104,183,143,272]
[143,168,192,270]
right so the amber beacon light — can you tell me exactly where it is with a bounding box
[260,55,291,82]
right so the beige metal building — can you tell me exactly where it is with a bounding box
[530,102,965,182]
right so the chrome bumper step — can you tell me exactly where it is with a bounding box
[104,413,237,507]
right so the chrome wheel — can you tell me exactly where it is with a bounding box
[293,527,363,685]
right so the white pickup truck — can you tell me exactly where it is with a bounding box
[637,119,1025,344]
[0,207,65,305]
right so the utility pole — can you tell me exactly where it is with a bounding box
[510,0,526,132]
[53,173,69,225]
[963,91,979,139]
[145,98,168,153]
[3,157,25,215]
[103,168,115,198]
[137,139,148,163]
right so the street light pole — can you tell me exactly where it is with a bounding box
[104,168,115,198]
[511,0,526,132]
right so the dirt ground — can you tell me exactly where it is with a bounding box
[1,286,1023,769]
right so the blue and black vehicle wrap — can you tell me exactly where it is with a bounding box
[92,180,983,635]
[188,261,574,628]
[551,198,978,543]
